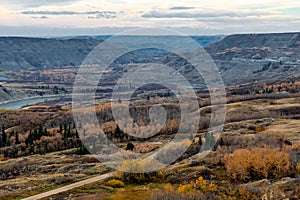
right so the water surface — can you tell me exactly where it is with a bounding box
[0,96,60,109]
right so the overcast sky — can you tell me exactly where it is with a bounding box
[0,0,299,36]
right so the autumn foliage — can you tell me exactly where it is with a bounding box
[152,176,218,200]
[224,148,290,182]
[176,176,217,193]
[114,159,165,183]
[106,179,125,188]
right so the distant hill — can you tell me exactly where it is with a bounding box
[0,33,299,86]
[0,35,223,70]
[57,35,224,47]
[0,37,101,70]
[205,32,300,85]
[207,32,300,50]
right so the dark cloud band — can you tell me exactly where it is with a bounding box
[142,10,276,18]
[1,0,80,8]
[170,6,195,10]
[21,10,119,19]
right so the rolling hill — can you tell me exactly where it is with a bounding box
[0,33,299,86]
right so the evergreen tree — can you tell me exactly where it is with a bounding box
[44,128,48,136]
[15,131,20,145]
[59,124,63,134]
[33,128,38,141]
[198,136,202,146]
[75,130,79,139]
[63,123,67,135]
[115,125,122,138]
[67,125,72,138]
[117,98,122,104]
[6,139,10,147]
[77,142,89,155]
[219,137,225,146]
[126,142,135,151]
[1,125,7,147]
[38,125,43,139]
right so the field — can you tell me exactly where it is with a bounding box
[1,79,300,199]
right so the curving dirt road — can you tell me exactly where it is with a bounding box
[22,172,114,200]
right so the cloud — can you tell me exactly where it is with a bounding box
[21,10,118,19]
[1,0,80,8]
[31,16,48,19]
[208,16,300,24]
[21,11,115,15]
[170,6,195,10]
[88,13,117,19]
[142,10,278,18]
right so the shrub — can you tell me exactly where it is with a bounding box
[177,176,217,193]
[106,179,125,188]
[134,143,159,153]
[126,142,134,151]
[152,176,218,200]
[224,148,290,182]
[218,187,258,200]
[114,158,165,183]
[49,175,73,185]
[255,126,265,132]
[164,176,217,194]
[152,191,216,200]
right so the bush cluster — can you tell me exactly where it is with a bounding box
[106,179,125,188]
[224,148,290,182]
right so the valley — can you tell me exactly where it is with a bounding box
[0,32,300,200]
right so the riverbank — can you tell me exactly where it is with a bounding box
[0,95,66,109]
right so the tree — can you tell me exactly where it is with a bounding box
[219,137,225,146]
[126,142,135,151]
[76,142,89,155]
[74,129,79,139]
[224,148,290,182]
[67,125,72,138]
[25,130,36,146]
[15,131,20,145]
[115,125,123,138]
[198,136,202,146]
[44,128,48,136]
[117,98,122,104]
[59,124,63,134]
[32,128,38,141]
[1,125,7,147]
[38,125,44,139]
[53,86,59,94]
[64,124,72,139]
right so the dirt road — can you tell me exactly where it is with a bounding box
[22,172,114,200]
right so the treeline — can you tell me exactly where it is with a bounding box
[0,122,83,159]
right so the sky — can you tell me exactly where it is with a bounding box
[0,0,299,36]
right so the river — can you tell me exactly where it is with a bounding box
[0,96,61,109]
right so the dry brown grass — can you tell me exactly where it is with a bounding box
[0,149,108,199]
[134,143,159,153]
